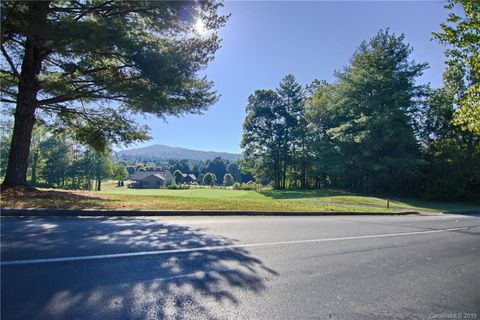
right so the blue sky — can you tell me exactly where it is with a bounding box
[132,1,449,154]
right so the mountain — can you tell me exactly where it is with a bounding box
[115,144,242,162]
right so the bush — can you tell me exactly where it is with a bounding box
[167,183,190,190]
[202,172,216,186]
[223,173,234,186]
[174,170,184,184]
[232,182,259,190]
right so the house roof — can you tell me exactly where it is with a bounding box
[129,171,170,181]
[181,173,197,180]
[183,173,197,180]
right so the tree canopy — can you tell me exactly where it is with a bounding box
[0,0,228,187]
[202,172,216,186]
[433,0,480,134]
[326,30,427,193]
[241,75,306,189]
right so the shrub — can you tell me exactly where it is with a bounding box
[202,172,216,186]
[174,170,184,184]
[223,173,234,186]
[167,183,190,190]
[232,182,260,190]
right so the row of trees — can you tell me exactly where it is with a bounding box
[1,119,247,189]
[115,155,254,185]
[174,170,234,186]
[1,121,128,190]
[242,27,479,200]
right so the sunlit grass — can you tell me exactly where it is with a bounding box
[1,181,479,213]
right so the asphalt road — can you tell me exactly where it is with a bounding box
[1,214,479,320]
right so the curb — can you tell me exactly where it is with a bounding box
[0,208,420,217]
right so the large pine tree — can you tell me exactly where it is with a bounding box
[328,29,428,193]
[0,1,227,188]
[276,74,305,188]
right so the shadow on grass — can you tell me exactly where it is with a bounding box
[258,188,349,200]
[389,197,480,214]
[257,188,480,213]
[1,189,117,209]
[1,217,277,320]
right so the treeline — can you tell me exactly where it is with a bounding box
[241,30,479,200]
[115,155,254,185]
[0,120,253,189]
[0,122,128,190]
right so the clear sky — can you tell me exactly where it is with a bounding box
[131,1,449,154]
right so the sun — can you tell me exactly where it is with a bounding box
[194,17,206,35]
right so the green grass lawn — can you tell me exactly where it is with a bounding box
[2,181,479,213]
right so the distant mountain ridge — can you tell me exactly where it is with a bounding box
[115,144,241,162]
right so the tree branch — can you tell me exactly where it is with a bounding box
[74,1,116,21]
[37,95,76,106]
[0,44,23,84]
[0,98,17,103]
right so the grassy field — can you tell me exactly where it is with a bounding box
[2,181,479,213]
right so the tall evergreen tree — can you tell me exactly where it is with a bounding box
[0,1,228,188]
[328,29,427,193]
[277,74,305,188]
[304,80,343,188]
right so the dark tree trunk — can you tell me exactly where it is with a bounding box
[301,158,306,189]
[97,178,102,191]
[1,1,50,189]
[282,136,288,189]
[2,82,38,188]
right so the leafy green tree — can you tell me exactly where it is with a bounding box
[420,88,480,200]
[205,157,228,184]
[170,159,192,174]
[433,0,479,134]
[113,164,129,187]
[202,172,216,186]
[226,162,242,183]
[223,173,234,186]
[40,135,72,187]
[91,151,113,191]
[0,1,228,188]
[304,80,339,188]
[125,166,136,175]
[241,90,284,188]
[174,170,184,184]
[326,29,427,193]
[28,124,47,186]
[242,75,307,189]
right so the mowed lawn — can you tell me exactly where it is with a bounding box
[2,182,479,213]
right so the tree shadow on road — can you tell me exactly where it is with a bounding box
[1,217,278,320]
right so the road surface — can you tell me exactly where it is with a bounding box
[1,214,479,319]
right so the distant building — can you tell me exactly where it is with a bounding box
[128,170,174,188]
[182,173,197,184]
